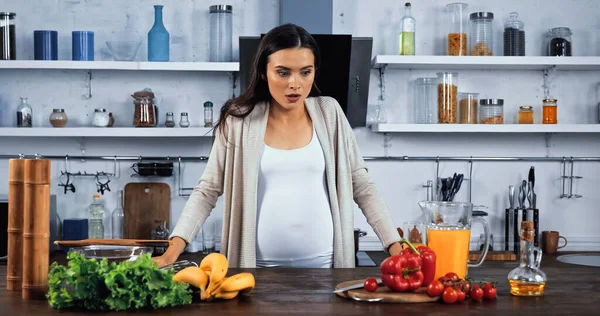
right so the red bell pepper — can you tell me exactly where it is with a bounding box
[380,252,424,292]
[407,245,436,287]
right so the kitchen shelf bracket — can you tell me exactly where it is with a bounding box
[378,64,387,101]
[230,71,238,98]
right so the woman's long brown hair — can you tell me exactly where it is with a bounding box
[213,23,321,139]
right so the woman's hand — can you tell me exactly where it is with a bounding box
[388,242,403,256]
[151,237,187,268]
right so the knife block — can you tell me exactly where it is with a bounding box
[506,208,539,254]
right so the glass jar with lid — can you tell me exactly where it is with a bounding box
[132,88,158,127]
[49,109,68,127]
[204,101,214,127]
[93,109,110,127]
[518,106,534,124]
[480,99,504,124]
[165,112,175,127]
[503,12,525,56]
[546,27,572,56]
[437,72,459,124]
[470,12,494,56]
[458,92,479,124]
[446,3,468,56]
[209,5,233,62]
[414,77,438,123]
[179,112,190,127]
[542,99,558,124]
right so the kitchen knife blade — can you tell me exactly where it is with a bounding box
[333,278,382,293]
[509,185,515,209]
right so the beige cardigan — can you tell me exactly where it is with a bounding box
[170,96,400,268]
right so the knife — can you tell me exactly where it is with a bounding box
[333,278,382,293]
[529,166,536,209]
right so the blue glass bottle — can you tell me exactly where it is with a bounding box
[148,5,169,62]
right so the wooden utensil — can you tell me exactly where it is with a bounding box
[55,239,171,248]
[334,280,439,303]
[124,182,170,239]
[7,158,24,291]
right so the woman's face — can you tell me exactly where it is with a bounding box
[265,47,315,111]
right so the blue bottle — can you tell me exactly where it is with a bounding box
[148,5,169,62]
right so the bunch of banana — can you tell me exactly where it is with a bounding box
[172,253,255,301]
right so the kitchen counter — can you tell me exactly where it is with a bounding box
[1,252,599,315]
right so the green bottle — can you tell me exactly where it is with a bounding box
[399,2,415,55]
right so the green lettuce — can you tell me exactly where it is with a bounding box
[47,252,192,311]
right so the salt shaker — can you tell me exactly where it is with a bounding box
[179,112,190,127]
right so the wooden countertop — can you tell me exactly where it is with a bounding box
[1,251,599,315]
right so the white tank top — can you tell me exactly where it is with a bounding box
[256,127,334,268]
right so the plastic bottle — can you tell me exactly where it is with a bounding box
[88,194,105,239]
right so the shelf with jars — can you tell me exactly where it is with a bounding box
[0,127,214,137]
[370,124,600,134]
[0,60,239,72]
[372,55,600,71]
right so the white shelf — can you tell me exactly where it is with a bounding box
[372,55,600,71]
[0,127,214,137]
[0,60,239,72]
[371,124,600,133]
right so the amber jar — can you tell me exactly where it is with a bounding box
[542,99,557,124]
[518,106,534,124]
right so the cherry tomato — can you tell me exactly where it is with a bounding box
[444,272,460,282]
[427,280,445,297]
[456,290,466,302]
[457,282,470,294]
[469,285,484,301]
[442,287,458,304]
[483,286,497,300]
[482,282,494,290]
[363,278,378,292]
[437,276,454,288]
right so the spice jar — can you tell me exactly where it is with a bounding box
[518,106,534,124]
[437,72,459,124]
[470,12,494,56]
[49,109,68,127]
[93,109,110,127]
[165,112,175,127]
[480,99,504,124]
[204,101,213,127]
[542,99,558,124]
[546,27,572,56]
[132,88,158,127]
[458,92,478,124]
[179,112,190,127]
[446,3,468,56]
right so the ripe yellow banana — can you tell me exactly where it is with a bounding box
[200,253,229,296]
[213,290,239,300]
[172,267,209,299]
[214,272,255,293]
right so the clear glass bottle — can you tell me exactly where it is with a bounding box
[16,97,33,127]
[111,190,124,239]
[446,3,468,56]
[542,99,558,124]
[503,12,525,56]
[88,194,105,239]
[508,221,547,296]
[518,106,534,124]
[165,112,175,127]
[414,77,438,123]
[399,2,415,55]
[437,72,459,124]
[480,99,504,124]
[204,101,213,127]
[179,112,190,127]
[209,5,233,62]
[470,12,494,56]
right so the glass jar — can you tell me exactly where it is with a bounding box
[179,112,190,127]
[93,109,110,127]
[16,97,33,127]
[414,77,438,123]
[437,72,458,124]
[503,12,525,56]
[204,101,213,127]
[0,12,16,60]
[547,27,572,56]
[132,88,157,127]
[518,106,534,124]
[458,92,479,124]
[49,109,68,127]
[542,99,558,124]
[470,12,494,56]
[209,5,233,62]
[446,3,468,56]
[480,99,504,124]
[165,112,175,127]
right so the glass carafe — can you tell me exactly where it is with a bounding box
[419,201,489,279]
[508,221,547,296]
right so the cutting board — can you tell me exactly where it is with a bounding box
[335,280,439,303]
[55,239,172,248]
[124,182,170,239]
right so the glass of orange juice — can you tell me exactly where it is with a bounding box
[419,201,489,279]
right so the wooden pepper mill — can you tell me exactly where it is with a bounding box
[7,158,25,291]
[22,158,51,300]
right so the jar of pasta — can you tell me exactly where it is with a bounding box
[480,99,504,124]
[458,92,479,124]
[437,72,459,124]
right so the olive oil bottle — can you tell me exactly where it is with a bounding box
[399,2,415,55]
[507,221,547,296]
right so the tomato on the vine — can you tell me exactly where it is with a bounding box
[442,287,458,304]
[426,280,445,297]
[456,290,466,302]
[483,286,497,300]
[363,278,378,292]
[469,284,484,301]
[444,272,460,282]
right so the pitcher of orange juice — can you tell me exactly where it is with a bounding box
[419,201,490,280]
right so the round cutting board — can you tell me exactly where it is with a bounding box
[335,280,440,303]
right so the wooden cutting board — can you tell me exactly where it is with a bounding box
[124,182,170,239]
[335,280,439,303]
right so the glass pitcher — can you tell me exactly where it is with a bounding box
[419,201,489,279]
